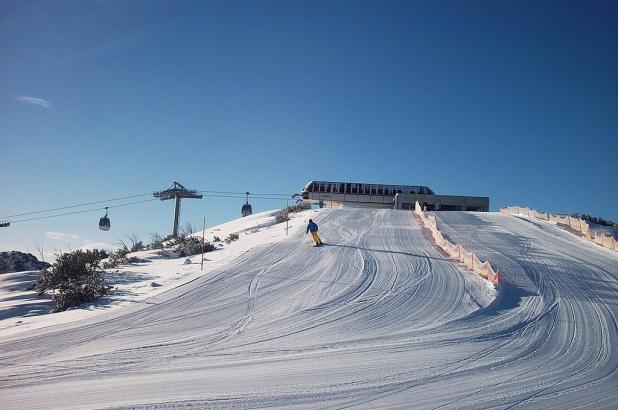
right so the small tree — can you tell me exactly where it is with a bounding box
[34,249,110,312]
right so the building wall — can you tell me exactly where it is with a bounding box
[393,194,489,212]
[305,191,489,212]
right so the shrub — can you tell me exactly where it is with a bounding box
[147,233,165,250]
[34,249,110,312]
[213,235,221,242]
[162,235,180,248]
[115,247,130,259]
[176,236,216,257]
[101,247,131,269]
[275,202,311,224]
[118,233,144,253]
[275,211,288,224]
[226,232,239,242]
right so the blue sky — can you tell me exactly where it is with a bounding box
[1,0,617,255]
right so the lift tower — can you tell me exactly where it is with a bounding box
[154,181,202,238]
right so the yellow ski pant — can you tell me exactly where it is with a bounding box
[310,231,322,245]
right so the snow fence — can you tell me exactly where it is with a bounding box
[500,206,617,252]
[414,201,499,284]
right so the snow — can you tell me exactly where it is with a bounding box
[1,208,617,409]
[0,209,319,337]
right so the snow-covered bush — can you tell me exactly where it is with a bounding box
[176,236,216,257]
[102,247,131,269]
[34,249,110,312]
[226,232,239,242]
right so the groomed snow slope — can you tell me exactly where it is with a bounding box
[435,211,618,409]
[0,209,616,409]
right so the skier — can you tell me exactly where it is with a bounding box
[306,219,323,246]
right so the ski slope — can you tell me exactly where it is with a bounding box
[434,211,618,409]
[0,209,617,409]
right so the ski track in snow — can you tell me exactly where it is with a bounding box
[0,209,617,409]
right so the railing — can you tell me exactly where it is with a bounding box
[414,201,499,284]
[500,206,617,252]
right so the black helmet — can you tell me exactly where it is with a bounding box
[309,219,313,223]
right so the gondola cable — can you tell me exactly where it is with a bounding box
[9,199,159,224]
[4,193,298,225]
[0,192,154,219]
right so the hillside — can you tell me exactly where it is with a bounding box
[0,208,617,409]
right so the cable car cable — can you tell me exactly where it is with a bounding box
[10,199,159,224]
[201,194,291,201]
[6,194,294,225]
[0,192,155,219]
[2,190,297,220]
[4,190,301,225]
[197,190,294,197]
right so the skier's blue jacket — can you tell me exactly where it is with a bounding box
[306,221,318,233]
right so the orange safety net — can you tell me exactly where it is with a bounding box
[414,201,500,284]
[501,206,616,252]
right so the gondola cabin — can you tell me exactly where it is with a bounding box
[241,203,252,217]
[99,208,110,231]
[241,192,252,217]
